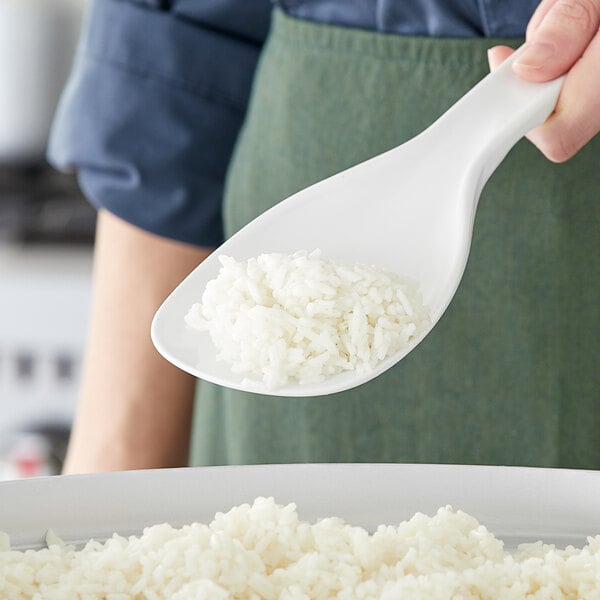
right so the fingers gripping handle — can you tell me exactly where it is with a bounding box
[430,44,565,187]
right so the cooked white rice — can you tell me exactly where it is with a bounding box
[2,498,599,599]
[185,250,429,388]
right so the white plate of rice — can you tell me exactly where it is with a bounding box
[2,464,600,598]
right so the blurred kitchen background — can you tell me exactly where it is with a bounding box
[0,0,93,479]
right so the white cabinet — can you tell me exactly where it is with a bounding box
[0,244,92,477]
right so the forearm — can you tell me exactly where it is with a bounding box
[63,210,213,474]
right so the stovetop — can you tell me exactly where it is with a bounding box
[0,164,96,245]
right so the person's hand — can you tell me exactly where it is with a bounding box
[488,0,600,162]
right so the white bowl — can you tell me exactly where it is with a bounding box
[1,463,599,551]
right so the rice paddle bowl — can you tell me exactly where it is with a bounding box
[184,250,430,389]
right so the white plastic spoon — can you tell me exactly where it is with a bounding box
[152,47,563,397]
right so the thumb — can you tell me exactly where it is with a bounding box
[513,0,600,82]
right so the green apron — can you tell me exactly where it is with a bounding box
[191,10,600,469]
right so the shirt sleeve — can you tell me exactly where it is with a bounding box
[48,0,268,247]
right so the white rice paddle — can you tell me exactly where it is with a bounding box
[152,48,563,397]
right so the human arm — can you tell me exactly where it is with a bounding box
[488,0,600,162]
[63,211,213,473]
[47,0,270,472]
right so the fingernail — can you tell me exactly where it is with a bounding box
[514,42,556,70]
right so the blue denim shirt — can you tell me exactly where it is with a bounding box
[48,0,540,246]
